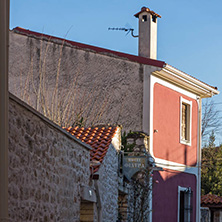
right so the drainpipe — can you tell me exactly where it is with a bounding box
[0,0,9,221]
[197,97,202,222]
[94,180,102,222]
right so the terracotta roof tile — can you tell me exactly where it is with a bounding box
[134,7,161,18]
[201,194,222,207]
[65,125,118,174]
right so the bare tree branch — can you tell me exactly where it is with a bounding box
[202,98,221,141]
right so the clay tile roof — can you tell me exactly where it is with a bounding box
[134,7,161,18]
[201,194,222,208]
[65,125,118,174]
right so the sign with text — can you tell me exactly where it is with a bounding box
[122,156,147,181]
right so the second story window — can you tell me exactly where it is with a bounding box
[180,97,192,146]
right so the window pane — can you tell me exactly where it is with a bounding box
[182,103,187,140]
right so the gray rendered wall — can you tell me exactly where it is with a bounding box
[8,94,91,222]
[9,31,144,131]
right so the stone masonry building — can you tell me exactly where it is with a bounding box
[9,92,121,221]
[9,93,91,221]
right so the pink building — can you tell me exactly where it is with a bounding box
[134,7,219,222]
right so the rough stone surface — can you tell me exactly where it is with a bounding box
[9,31,144,131]
[201,207,210,222]
[97,144,119,222]
[8,95,91,222]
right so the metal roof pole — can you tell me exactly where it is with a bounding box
[0,0,9,221]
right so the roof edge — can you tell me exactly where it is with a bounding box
[153,64,219,98]
[9,93,92,151]
[134,7,161,18]
[12,27,165,68]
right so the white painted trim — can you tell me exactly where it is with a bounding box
[180,97,192,146]
[178,186,186,222]
[149,75,199,175]
[177,186,192,222]
[152,64,219,97]
[154,158,198,175]
[165,64,219,96]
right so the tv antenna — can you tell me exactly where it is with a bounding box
[108,27,138,38]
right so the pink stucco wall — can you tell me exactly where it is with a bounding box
[152,170,197,222]
[153,83,198,166]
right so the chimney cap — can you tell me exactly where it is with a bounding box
[134,7,161,18]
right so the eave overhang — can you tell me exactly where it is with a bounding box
[152,64,219,98]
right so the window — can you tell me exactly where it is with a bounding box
[180,97,192,145]
[152,15,157,23]
[142,15,147,22]
[178,186,193,222]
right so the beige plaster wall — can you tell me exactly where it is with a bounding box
[8,94,91,222]
[9,30,144,131]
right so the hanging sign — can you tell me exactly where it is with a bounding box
[122,156,147,180]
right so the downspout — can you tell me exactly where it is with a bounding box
[197,97,202,222]
[0,0,9,221]
[94,180,102,222]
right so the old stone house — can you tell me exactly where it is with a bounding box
[9,93,91,221]
[9,6,219,222]
[65,125,121,221]
[9,92,122,221]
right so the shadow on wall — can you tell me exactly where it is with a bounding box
[152,170,197,222]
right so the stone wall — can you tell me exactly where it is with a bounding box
[96,130,121,222]
[9,30,144,131]
[201,207,210,222]
[97,145,119,222]
[8,94,91,222]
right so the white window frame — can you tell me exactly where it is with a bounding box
[178,186,192,222]
[180,97,192,146]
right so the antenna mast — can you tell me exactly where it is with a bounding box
[108,27,138,38]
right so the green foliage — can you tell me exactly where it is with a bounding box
[121,131,136,153]
[208,130,216,148]
[201,131,222,196]
[73,113,84,127]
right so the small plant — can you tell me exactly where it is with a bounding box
[121,131,136,153]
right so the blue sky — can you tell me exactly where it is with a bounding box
[10,0,222,144]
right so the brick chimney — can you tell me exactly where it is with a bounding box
[134,7,161,59]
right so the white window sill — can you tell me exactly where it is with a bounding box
[180,139,191,146]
